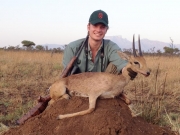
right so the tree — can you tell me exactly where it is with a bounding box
[156,49,162,54]
[163,46,174,54]
[174,48,179,54]
[21,40,35,49]
[163,37,180,54]
[163,46,179,54]
[169,37,174,48]
[35,45,44,50]
[7,46,15,50]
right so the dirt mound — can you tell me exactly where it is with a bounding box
[3,97,175,135]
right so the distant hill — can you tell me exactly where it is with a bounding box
[105,36,180,52]
[42,36,180,52]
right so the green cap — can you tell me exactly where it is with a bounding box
[89,10,108,27]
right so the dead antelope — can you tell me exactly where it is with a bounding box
[49,35,151,120]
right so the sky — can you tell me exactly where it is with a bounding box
[0,0,180,47]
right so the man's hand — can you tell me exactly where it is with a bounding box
[127,68,137,80]
[105,63,118,74]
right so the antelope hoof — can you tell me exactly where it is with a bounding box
[119,94,131,105]
[125,99,131,105]
[57,115,65,120]
[57,115,61,120]
[63,94,70,100]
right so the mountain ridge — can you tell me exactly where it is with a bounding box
[43,36,180,52]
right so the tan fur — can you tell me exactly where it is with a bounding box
[49,51,151,120]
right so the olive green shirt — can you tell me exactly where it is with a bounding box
[63,38,127,73]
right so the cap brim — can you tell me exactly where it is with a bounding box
[90,19,108,27]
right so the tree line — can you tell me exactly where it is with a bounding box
[1,39,180,55]
[2,40,64,53]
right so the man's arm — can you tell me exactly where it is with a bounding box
[107,42,128,72]
[62,45,75,69]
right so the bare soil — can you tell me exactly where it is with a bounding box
[3,97,175,135]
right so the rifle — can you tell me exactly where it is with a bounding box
[16,95,51,125]
[16,35,89,125]
[60,34,89,78]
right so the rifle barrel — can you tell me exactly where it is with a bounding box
[60,35,89,78]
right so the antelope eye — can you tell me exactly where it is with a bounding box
[134,62,139,64]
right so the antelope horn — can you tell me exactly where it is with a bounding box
[132,34,137,57]
[138,35,143,56]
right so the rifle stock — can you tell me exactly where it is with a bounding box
[16,95,51,125]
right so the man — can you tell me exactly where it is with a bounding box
[63,10,127,74]
[62,10,137,104]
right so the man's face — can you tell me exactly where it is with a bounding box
[87,23,108,41]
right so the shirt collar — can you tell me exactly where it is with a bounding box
[88,41,103,52]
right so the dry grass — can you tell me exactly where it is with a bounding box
[0,50,180,134]
[125,56,180,134]
[0,50,63,86]
[0,123,9,135]
[0,50,64,126]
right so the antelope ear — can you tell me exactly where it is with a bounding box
[117,51,130,60]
